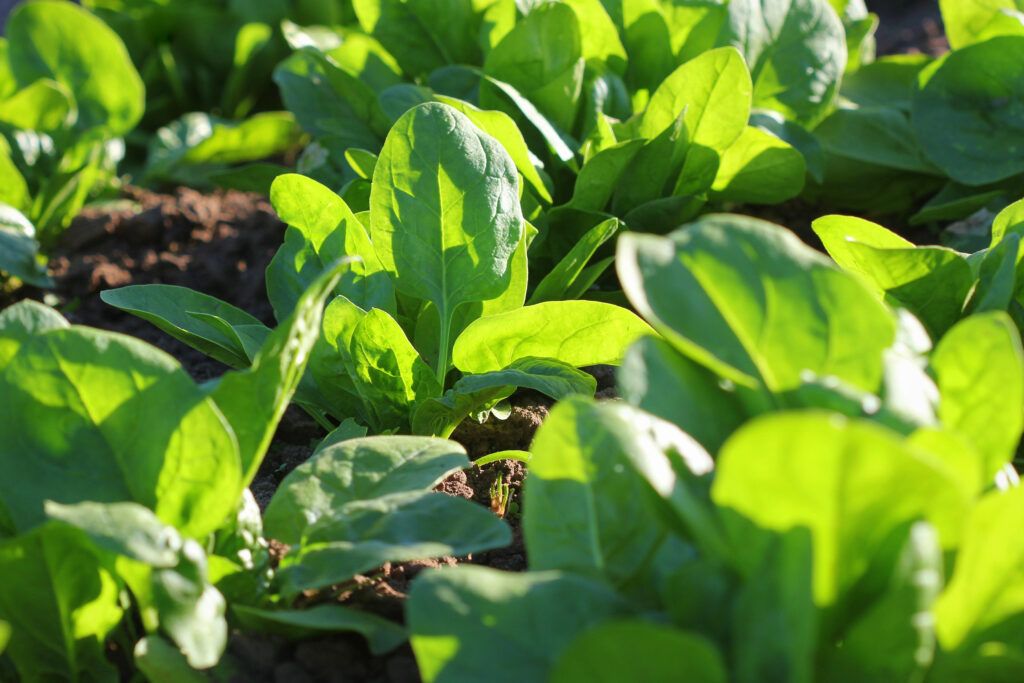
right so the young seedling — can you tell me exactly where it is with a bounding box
[489,477,513,518]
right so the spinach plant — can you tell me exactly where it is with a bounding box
[0,264,510,678]
[0,0,144,283]
[104,102,652,437]
[406,215,1024,683]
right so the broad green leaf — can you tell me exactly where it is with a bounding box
[526,398,711,588]
[353,0,481,77]
[940,0,1024,49]
[0,78,73,132]
[815,106,941,175]
[613,111,693,214]
[278,491,510,595]
[134,637,206,683]
[326,32,405,92]
[710,126,806,204]
[931,312,1024,480]
[0,150,29,212]
[749,109,826,183]
[910,183,1006,230]
[434,95,553,203]
[0,620,8,655]
[266,173,395,320]
[991,197,1024,246]
[639,46,751,151]
[564,0,628,73]
[273,48,389,152]
[264,435,469,545]
[720,0,847,124]
[712,412,968,606]
[821,522,941,682]
[407,567,629,683]
[7,0,144,135]
[481,2,585,132]
[45,501,227,668]
[0,525,122,682]
[481,74,578,164]
[370,102,524,377]
[0,327,242,538]
[841,241,973,339]
[567,140,644,212]
[969,233,1019,314]
[619,335,747,452]
[912,37,1024,186]
[617,215,896,392]
[551,621,726,683]
[348,308,443,432]
[145,112,301,185]
[0,203,51,288]
[412,357,596,437]
[232,604,406,655]
[935,486,1024,650]
[841,53,932,111]
[212,261,350,486]
[0,299,68,368]
[452,300,652,374]
[731,530,816,683]
[101,285,265,369]
[813,214,914,281]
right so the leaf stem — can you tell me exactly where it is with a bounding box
[436,305,451,386]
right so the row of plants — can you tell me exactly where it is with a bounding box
[4,0,1024,680]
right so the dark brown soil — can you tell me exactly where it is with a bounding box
[869,0,948,57]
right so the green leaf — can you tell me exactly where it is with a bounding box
[749,109,826,183]
[841,53,932,111]
[566,140,644,212]
[931,312,1024,481]
[278,491,510,595]
[412,357,596,437]
[815,106,941,175]
[0,326,242,538]
[453,300,652,374]
[434,95,553,204]
[0,78,73,132]
[821,522,941,682]
[991,196,1024,246]
[0,299,68,368]
[145,112,301,185]
[232,604,406,655]
[618,215,896,392]
[353,0,480,77]
[813,214,914,282]
[0,149,30,212]
[840,241,974,339]
[349,308,443,432]
[720,0,847,124]
[940,0,1024,49]
[101,284,266,369]
[639,46,751,151]
[969,232,1020,314]
[44,501,180,568]
[7,0,144,135]
[551,621,726,683]
[407,567,629,683]
[481,2,585,132]
[134,637,206,683]
[710,126,806,204]
[529,218,620,303]
[712,412,968,606]
[273,48,389,151]
[564,0,627,73]
[266,173,395,320]
[370,102,524,377]
[731,530,816,683]
[0,204,51,288]
[912,37,1024,186]
[526,398,711,589]
[618,335,747,453]
[265,436,469,545]
[0,524,122,682]
[935,486,1024,650]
